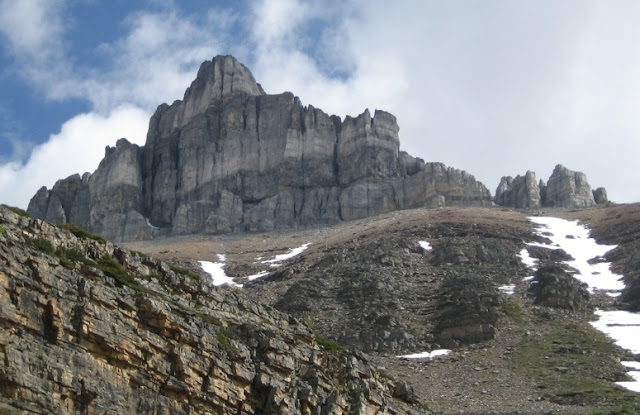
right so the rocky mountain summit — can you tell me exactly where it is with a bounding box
[494,164,608,209]
[0,205,424,414]
[27,55,492,242]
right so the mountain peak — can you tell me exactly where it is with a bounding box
[153,55,267,130]
[182,55,264,110]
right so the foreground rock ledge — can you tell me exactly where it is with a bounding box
[0,206,424,414]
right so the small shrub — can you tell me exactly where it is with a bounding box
[216,325,239,352]
[96,255,156,295]
[58,256,74,269]
[58,223,106,243]
[2,204,30,218]
[31,238,54,255]
[198,313,222,326]
[379,370,395,381]
[315,336,345,352]
[0,225,5,235]
[501,301,525,325]
[302,315,313,329]
[98,255,135,285]
[131,250,149,259]
[55,247,96,268]
[169,264,202,281]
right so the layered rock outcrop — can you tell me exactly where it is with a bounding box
[0,206,423,414]
[495,164,607,209]
[28,55,491,242]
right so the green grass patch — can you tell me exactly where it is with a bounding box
[216,325,239,352]
[379,370,395,381]
[510,322,640,407]
[501,301,525,325]
[58,223,106,243]
[55,247,97,269]
[131,250,149,259]
[96,254,155,295]
[315,336,345,352]
[198,313,223,326]
[302,315,314,329]
[169,264,202,281]
[2,204,30,217]
[0,225,5,235]
[30,238,54,255]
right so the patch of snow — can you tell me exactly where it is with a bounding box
[518,248,538,269]
[528,217,624,293]
[262,243,311,267]
[418,241,432,251]
[498,284,516,295]
[397,349,451,360]
[527,217,639,393]
[590,310,640,354]
[217,254,226,262]
[523,276,535,281]
[199,260,242,288]
[247,271,270,281]
[622,361,640,370]
[617,362,640,392]
[145,217,160,230]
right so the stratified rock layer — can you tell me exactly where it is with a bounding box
[0,206,422,414]
[28,55,491,242]
[495,164,606,209]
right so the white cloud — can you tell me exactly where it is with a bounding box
[2,0,640,206]
[0,105,149,208]
[246,0,640,202]
[85,9,226,112]
[0,0,65,61]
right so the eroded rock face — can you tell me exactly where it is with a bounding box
[495,164,606,209]
[248,211,532,354]
[435,274,502,347]
[28,55,492,242]
[0,206,422,414]
[528,264,591,310]
[543,164,596,208]
[494,171,540,209]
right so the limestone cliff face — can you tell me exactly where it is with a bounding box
[495,171,540,209]
[495,164,606,209]
[0,206,422,414]
[28,55,492,242]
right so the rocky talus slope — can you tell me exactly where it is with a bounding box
[0,206,425,414]
[125,204,640,414]
[28,55,491,242]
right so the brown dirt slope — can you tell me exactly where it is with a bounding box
[126,205,640,414]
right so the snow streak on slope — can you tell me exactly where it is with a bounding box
[200,243,311,285]
[397,349,451,360]
[262,243,311,267]
[199,254,242,287]
[527,217,624,293]
[528,216,639,392]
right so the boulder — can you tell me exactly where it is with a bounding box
[528,264,591,310]
[593,187,608,204]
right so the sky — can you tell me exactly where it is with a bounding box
[1,0,639,208]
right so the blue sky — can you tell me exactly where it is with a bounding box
[1,0,640,208]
